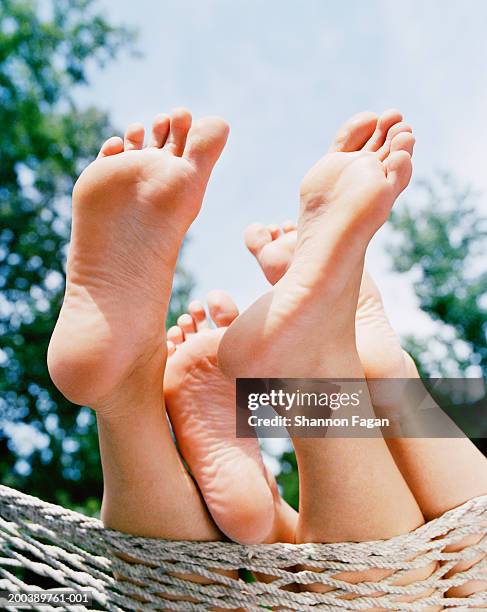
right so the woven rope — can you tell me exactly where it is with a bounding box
[0,485,485,611]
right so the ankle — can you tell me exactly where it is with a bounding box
[48,336,166,413]
[94,350,166,415]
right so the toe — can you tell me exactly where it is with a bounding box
[376,122,412,160]
[97,136,124,158]
[148,113,170,148]
[207,290,239,328]
[282,220,297,233]
[267,224,281,240]
[258,239,294,285]
[124,122,145,151]
[183,116,229,175]
[363,109,403,152]
[167,325,184,345]
[167,340,176,357]
[164,107,192,156]
[188,300,210,331]
[385,150,413,196]
[390,131,415,156]
[244,223,273,257]
[177,313,196,336]
[328,111,378,153]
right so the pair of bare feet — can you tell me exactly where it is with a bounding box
[47,107,486,603]
[47,106,412,538]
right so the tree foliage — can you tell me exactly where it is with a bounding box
[276,449,299,511]
[2,3,485,520]
[0,0,192,513]
[389,173,487,378]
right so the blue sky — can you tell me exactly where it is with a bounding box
[79,0,487,339]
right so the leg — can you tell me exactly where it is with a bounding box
[97,379,219,540]
[220,111,438,606]
[245,173,487,601]
[165,290,297,544]
[384,358,487,599]
[48,110,228,540]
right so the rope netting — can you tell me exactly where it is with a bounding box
[0,485,485,611]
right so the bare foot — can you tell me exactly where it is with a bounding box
[48,109,229,411]
[47,110,229,546]
[219,108,415,381]
[219,110,439,609]
[245,218,487,606]
[165,290,297,544]
[244,226,411,380]
[219,107,424,539]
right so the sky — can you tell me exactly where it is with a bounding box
[79,0,487,339]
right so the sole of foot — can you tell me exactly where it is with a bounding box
[218,109,414,381]
[244,221,411,380]
[165,290,296,544]
[245,196,486,610]
[219,108,424,537]
[47,109,228,411]
[229,110,434,609]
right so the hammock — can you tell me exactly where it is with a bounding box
[0,485,485,611]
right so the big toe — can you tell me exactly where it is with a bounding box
[328,111,378,153]
[246,223,296,285]
[260,239,295,285]
[207,290,239,328]
[183,116,229,176]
